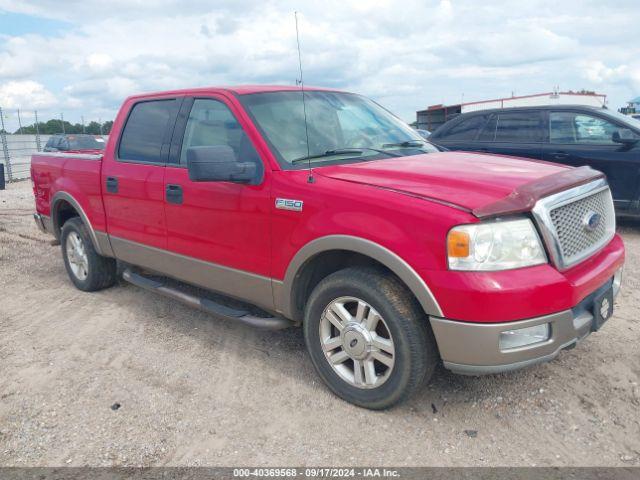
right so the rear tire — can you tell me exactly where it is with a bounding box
[60,217,116,292]
[303,267,438,409]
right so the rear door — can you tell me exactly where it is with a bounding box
[473,110,545,159]
[102,96,181,251]
[542,110,640,211]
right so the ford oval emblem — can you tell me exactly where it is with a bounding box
[583,211,602,232]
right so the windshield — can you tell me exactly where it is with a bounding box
[240,91,438,168]
[599,108,640,128]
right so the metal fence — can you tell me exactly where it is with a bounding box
[0,133,53,182]
[1,107,110,184]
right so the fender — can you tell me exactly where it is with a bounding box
[51,191,114,257]
[274,235,443,320]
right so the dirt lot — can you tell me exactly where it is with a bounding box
[1,180,639,467]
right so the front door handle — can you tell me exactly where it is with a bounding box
[166,184,183,204]
[550,151,570,159]
[106,176,118,193]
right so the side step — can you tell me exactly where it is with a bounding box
[122,269,294,330]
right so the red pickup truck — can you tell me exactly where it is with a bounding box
[31,86,625,409]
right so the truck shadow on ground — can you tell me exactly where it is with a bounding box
[119,280,560,415]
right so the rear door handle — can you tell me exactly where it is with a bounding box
[550,151,570,159]
[165,184,183,204]
[106,176,118,193]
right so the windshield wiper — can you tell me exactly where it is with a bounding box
[291,147,402,164]
[381,140,426,148]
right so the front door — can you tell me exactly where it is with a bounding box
[542,110,640,211]
[163,96,273,309]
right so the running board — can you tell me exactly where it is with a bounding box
[122,269,294,330]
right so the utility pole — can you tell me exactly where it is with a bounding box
[34,110,42,151]
[17,109,23,135]
[0,107,12,181]
[98,117,103,136]
[60,113,65,134]
[81,115,85,133]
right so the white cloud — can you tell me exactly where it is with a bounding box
[0,80,57,109]
[85,53,114,72]
[0,0,639,122]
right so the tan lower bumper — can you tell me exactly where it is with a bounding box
[430,273,621,375]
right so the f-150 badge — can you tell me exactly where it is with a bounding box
[275,198,303,212]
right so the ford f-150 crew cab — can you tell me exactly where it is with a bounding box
[31,86,625,409]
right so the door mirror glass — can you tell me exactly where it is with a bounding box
[612,128,638,145]
[187,145,257,183]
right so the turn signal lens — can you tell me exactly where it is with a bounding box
[448,218,547,271]
[447,230,470,258]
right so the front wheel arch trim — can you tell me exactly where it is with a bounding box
[278,235,443,320]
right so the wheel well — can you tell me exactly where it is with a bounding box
[291,250,396,321]
[53,200,80,238]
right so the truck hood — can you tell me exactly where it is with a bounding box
[315,152,604,218]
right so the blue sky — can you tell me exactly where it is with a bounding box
[0,10,70,36]
[0,0,639,128]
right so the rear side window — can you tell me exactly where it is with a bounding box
[479,112,543,142]
[495,112,543,142]
[439,115,487,141]
[118,99,178,163]
[477,115,497,141]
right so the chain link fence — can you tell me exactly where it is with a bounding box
[0,107,111,186]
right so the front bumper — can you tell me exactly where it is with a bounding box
[430,269,623,375]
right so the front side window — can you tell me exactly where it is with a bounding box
[550,112,620,145]
[240,91,437,168]
[179,98,262,173]
[119,99,178,163]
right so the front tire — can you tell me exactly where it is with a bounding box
[303,267,438,409]
[60,217,116,292]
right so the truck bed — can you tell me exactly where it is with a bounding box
[31,151,107,234]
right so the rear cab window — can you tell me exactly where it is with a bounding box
[118,99,180,163]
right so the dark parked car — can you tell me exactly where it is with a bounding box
[429,106,640,215]
[43,134,106,152]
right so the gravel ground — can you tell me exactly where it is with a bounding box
[1,180,639,467]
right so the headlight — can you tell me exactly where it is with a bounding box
[447,218,547,271]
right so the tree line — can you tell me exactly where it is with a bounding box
[2,119,114,135]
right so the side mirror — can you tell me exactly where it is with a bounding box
[187,145,257,183]
[612,128,638,145]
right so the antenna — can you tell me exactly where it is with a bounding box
[294,11,314,183]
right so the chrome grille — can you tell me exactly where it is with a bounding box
[532,180,615,270]
[549,189,611,261]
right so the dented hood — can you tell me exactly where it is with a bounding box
[315,152,605,218]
